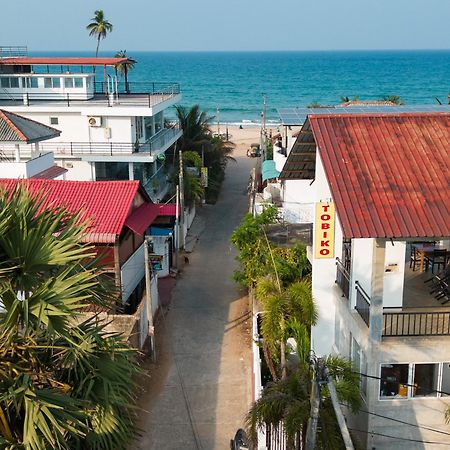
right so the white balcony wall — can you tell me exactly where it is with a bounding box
[382,241,406,308]
[350,239,374,307]
[0,151,55,178]
[281,179,315,224]
[121,243,145,302]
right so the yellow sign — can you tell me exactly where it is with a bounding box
[315,202,335,259]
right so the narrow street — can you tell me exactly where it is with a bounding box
[135,142,257,449]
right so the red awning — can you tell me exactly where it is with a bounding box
[0,57,129,66]
[125,203,178,236]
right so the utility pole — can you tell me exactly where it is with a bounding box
[262,93,267,132]
[217,106,220,136]
[305,356,321,450]
[325,367,355,450]
[175,184,180,270]
[178,150,185,250]
[144,239,156,362]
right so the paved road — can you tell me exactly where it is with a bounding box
[135,147,255,449]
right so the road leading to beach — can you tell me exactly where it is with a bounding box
[135,129,259,450]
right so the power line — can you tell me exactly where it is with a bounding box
[339,403,450,437]
[348,428,450,445]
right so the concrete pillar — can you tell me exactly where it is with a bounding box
[151,116,156,136]
[366,238,386,449]
[128,162,134,180]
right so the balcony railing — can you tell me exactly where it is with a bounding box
[0,81,180,107]
[355,281,370,327]
[0,127,180,158]
[383,309,450,337]
[336,258,350,299]
[0,46,27,58]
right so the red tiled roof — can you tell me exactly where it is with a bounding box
[31,165,67,180]
[0,179,141,243]
[0,57,129,66]
[309,113,450,239]
[125,203,177,235]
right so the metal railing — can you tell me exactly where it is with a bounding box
[0,46,27,58]
[355,281,370,327]
[0,82,180,107]
[383,308,450,337]
[336,258,350,299]
[0,126,180,157]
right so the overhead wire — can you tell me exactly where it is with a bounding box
[348,428,450,445]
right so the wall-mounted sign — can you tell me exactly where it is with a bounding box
[150,254,163,271]
[315,202,335,259]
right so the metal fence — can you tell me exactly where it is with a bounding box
[336,258,350,299]
[355,281,370,327]
[383,309,450,337]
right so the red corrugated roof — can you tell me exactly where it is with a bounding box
[125,203,177,235]
[0,179,141,243]
[0,57,129,66]
[309,113,450,239]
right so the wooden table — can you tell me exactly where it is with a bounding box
[414,245,446,272]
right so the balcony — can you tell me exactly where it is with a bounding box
[0,78,180,109]
[336,257,350,299]
[350,267,450,337]
[0,126,181,161]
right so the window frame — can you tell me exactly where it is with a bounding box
[379,362,448,400]
[50,117,59,125]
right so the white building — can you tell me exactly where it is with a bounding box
[278,111,450,449]
[0,47,182,201]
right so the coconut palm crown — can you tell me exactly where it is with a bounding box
[86,10,113,57]
[114,50,136,93]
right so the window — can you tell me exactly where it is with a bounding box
[44,78,61,88]
[10,77,19,88]
[351,338,361,372]
[64,77,74,88]
[0,77,18,88]
[50,117,59,125]
[74,78,83,88]
[136,116,144,140]
[86,78,91,89]
[1,78,9,88]
[361,351,368,396]
[442,363,450,396]
[30,78,38,88]
[413,364,439,397]
[380,364,409,398]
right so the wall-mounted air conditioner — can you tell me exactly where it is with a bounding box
[88,116,102,127]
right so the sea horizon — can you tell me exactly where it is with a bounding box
[30,49,450,123]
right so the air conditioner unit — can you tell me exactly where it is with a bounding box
[88,116,102,127]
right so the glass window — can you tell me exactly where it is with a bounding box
[74,78,83,88]
[30,78,38,88]
[380,364,409,398]
[1,78,9,88]
[52,77,61,88]
[44,78,52,88]
[351,338,360,372]
[50,117,59,125]
[10,78,19,88]
[361,352,368,396]
[413,364,439,397]
[441,363,450,396]
[86,78,91,89]
[64,77,74,88]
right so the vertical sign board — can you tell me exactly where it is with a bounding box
[315,202,335,258]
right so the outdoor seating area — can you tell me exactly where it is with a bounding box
[409,242,450,273]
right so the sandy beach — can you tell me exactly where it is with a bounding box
[211,125,278,152]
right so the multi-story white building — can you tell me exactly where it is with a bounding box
[278,111,450,449]
[0,46,182,201]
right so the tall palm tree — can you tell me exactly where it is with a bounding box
[175,104,213,152]
[115,50,136,94]
[86,10,113,58]
[0,184,139,450]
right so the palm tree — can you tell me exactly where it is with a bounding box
[175,104,213,152]
[381,95,405,105]
[246,356,362,449]
[256,276,317,381]
[0,184,139,449]
[115,50,136,94]
[86,10,113,58]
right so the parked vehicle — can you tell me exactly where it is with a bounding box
[247,143,261,157]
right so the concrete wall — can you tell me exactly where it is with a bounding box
[280,179,315,224]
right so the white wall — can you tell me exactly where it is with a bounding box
[120,243,144,302]
[60,160,93,181]
[383,241,406,308]
[281,179,315,224]
[0,152,55,178]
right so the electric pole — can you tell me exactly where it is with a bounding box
[175,184,180,270]
[178,150,185,250]
[144,239,156,362]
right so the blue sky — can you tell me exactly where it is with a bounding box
[2,0,450,52]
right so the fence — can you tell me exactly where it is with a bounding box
[355,281,370,327]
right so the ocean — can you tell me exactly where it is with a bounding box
[37,50,450,123]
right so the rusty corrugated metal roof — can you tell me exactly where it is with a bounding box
[0,109,60,143]
[309,113,450,239]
